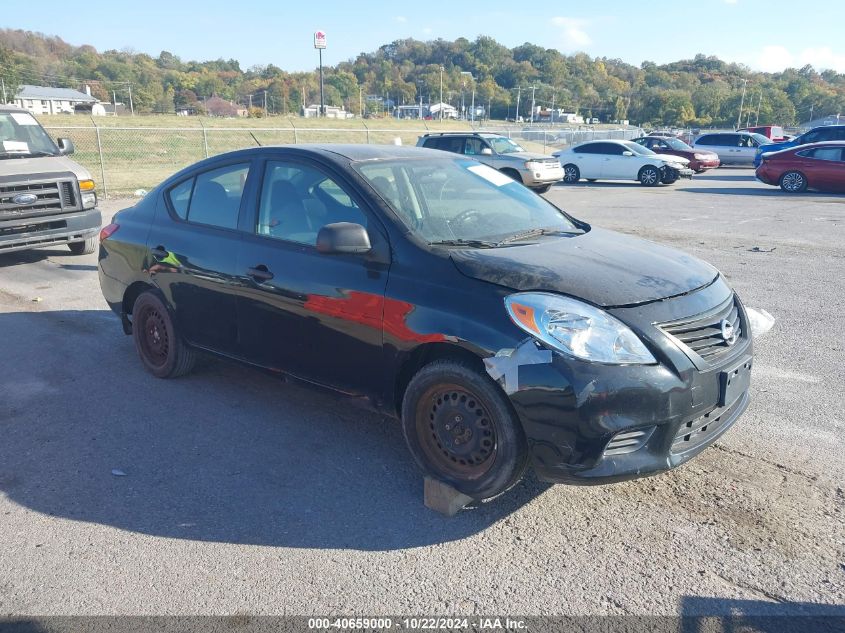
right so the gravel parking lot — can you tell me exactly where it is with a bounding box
[0,168,843,617]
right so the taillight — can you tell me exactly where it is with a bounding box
[100,223,119,241]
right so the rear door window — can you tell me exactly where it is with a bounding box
[808,147,844,161]
[167,162,250,229]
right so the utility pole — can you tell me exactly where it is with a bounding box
[359,87,363,118]
[439,66,444,121]
[264,90,268,117]
[529,85,536,124]
[487,95,491,122]
[1,78,6,104]
[249,94,253,109]
[809,103,814,124]
[736,78,748,130]
[126,83,134,116]
[470,87,475,124]
[755,91,763,126]
[551,92,555,123]
[515,86,521,123]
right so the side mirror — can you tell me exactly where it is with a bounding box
[622,151,634,157]
[316,222,371,255]
[480,148,493,155]
[57,138,75,155]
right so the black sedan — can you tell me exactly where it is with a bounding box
[99,145,753,500]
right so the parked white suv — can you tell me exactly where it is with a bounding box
[553,140,693,186]
[417,132,564,192]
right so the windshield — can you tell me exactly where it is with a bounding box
[660,137,693,151]
[488,137,526,154]
[623,141,655,156]
[751,133,772,146]
[0,112,59,157]
[356,158,581,246]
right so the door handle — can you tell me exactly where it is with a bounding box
[247,265,274,281]
[150,246,168,259]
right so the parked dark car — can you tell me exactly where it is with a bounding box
[632,136,721,172]
[99,145,753,500]
[755,141,845,192]
[754,124,845,167]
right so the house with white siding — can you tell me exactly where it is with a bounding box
[13,85,102,115]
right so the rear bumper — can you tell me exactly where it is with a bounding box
[0,208,101,254]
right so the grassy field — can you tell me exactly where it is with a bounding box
[35,114,576,195]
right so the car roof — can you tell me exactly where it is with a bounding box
[420,132,502,139]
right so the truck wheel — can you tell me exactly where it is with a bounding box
[401,359,528,500]
[68,237,96,255]
[639,165,660,186]
[533,184,552,193]
[132,291,196,378]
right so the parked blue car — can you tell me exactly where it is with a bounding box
[754,124,845,167]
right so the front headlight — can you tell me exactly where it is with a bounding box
[79,179,97,209]
[693,153,708,160]
[504,292,656,364]
[524,161,537,169]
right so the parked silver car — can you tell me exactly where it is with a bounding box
[417,132,564,192]
[692,132,771,166]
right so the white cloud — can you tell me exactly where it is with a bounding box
[422,27,432,35]
[755,44,845,72]
[551,16,592,49]
[395,16,407,23]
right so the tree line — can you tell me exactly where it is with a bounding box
[1,28,844,127]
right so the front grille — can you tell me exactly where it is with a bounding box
[671,394,746,455]
[658,295,742,362]
[0,179,79,220]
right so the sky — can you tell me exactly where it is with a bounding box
[4,0,845,74]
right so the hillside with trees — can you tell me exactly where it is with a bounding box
[1,28,844,126]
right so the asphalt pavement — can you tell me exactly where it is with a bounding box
[0,168,842,616]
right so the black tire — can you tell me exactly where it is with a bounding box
[533,184,552,193]
[779,170,807,193]
[68,236,96,255]
[500,168,523,184]
[131,291,196,378]
[639,165,661,186]
[661,175,679,185]
[562,164,580,183]
[401,359,528,500]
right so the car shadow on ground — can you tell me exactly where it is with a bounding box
[0,247,87,268]
[677,186,842,197]
[693,172,757,181]
[680,596,845,631]
[0,309,550,552]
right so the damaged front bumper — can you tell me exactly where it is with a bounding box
[488,279,757,485]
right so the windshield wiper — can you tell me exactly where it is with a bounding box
[429,238,500,248]
[497,227,581,244]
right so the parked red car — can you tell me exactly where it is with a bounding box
[738,125,788,142]
[632,136,721,172]
[755,141,845,192]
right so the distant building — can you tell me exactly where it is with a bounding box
[428,102,458,119]
[13,84,100,115]
[204,96,248,118]
[302,104,353,119]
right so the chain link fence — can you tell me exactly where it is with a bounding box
[43,124,645,197]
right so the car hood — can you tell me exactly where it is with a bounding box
[509,151,558,161]
[449,227,718,308]
[653,153,690,165]
[0,154,91,180]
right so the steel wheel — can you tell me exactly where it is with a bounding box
[780,171,806,193]
[416,383,497,479]
[137,304,170,369]
[562,164,580,183]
